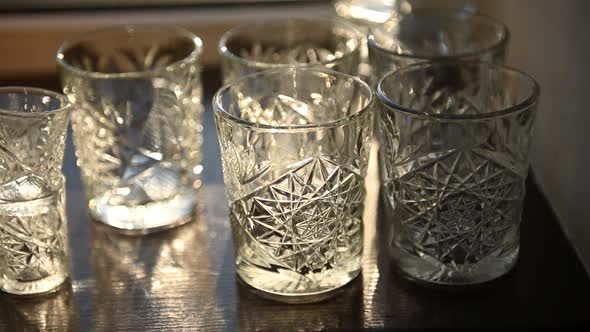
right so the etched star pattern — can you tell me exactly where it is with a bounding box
[0,205,66,281]
[231,157,364,274]
[391,149,523,269]
[0,113,67,191]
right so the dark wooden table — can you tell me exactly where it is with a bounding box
[1,69,589,331]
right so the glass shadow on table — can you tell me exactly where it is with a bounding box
[88,209,220,331]
[0,283,80,331]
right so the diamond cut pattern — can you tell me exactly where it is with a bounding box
[231,157,364,274]
[378,62,536,282]
[392,149,522,266]
[0,97,69,292]
[215,69,373,293]
[0,213,65,280]
[0,191,68,291]
[60,39,204,215]
[0,113,68,192]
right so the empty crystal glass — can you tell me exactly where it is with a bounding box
[368,9,509,84]
[57,26,204,233]
[377,61,539,286]
[0,87,70,295]
[219,18,362,83]
[214,68,373,302]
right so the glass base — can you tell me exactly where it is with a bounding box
[89,189,197,234]
[235,259,361,304]
[236,273,357,304]
[391,244,519,287]
[1,273,68,296]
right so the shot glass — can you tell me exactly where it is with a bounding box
[214,68,373,302]
[219,18,362,83]
[0,87,70,295]
[376,61,539,286]
[57,26,204,233]
[368,9,509,84]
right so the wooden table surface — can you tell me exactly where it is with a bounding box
[0,69,589,331]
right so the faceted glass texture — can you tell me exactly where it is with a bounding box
[214,69,373,301]
[377,61,539,285]
[58,26,204,232]
[219,18,362,83]
[0,87,70,295]
[368,9,508,85]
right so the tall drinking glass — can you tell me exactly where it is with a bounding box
[368,9,509,84]
[376,61,539,286]
[0,87,70,295]
[214,68,373,302]
[57,26,204,233]
[219,18,362,83]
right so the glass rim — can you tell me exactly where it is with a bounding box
[367,8,510,61]
[213,67,374,132]
[376,60,540,121]
[0,86,70,117]
[218,17,363,70]
[56,24,203,79]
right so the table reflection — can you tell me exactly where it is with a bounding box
[89,207,218,331]
[237,277,363,331]
[0,284,80,331]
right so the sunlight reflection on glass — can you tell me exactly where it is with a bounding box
[361,141,383,327]
[89,210,216,331]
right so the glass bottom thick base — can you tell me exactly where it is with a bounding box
[391,245,519,287]
[88,189,197,234]
[1,273,68,296]
[235,260,361,304]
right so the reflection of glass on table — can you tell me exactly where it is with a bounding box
[90,213,216,330]
[0,285,79,330]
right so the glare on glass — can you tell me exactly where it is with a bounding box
[334,0,405,26]
[57,26,204,233]
[376,61,539,286]
[368,9,509,84]
[214,68,373,302]
[219,18,363,83]
[0,87,70,295]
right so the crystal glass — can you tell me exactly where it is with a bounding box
[333,0,411,81]
[0,87,70,295]
[214,68,373,302]
[368,9,509,84]
[334,0,402,26]
[377,61,539,286]
[57,26,204,233]
[219,18,362,83]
